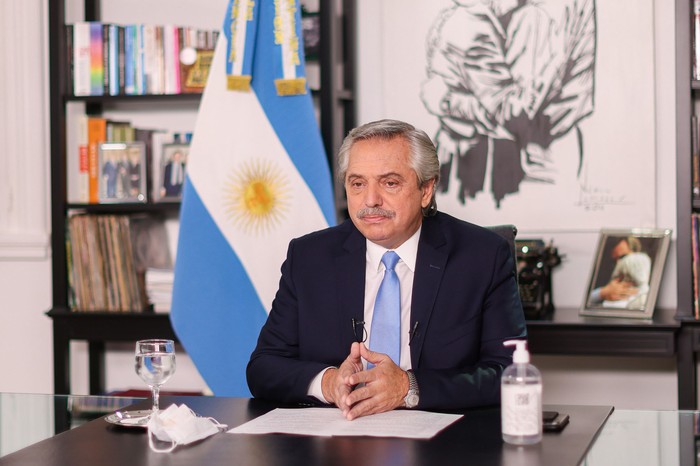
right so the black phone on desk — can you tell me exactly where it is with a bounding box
[543,410,570,432]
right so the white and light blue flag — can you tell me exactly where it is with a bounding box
[171,0,336,396]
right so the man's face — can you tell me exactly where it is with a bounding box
[345,136,435,250]
[611,239,630,260]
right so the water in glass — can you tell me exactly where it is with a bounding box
[135,339,176,413]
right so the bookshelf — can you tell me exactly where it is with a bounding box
[676,0,700,409]
[47,0,356,394]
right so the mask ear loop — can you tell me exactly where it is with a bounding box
[205,416,228,432]
[147,413,177,453]
[148,428,177,453]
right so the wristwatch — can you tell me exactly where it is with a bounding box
[403,370,420,408]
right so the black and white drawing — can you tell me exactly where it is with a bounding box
[421,0,596,207]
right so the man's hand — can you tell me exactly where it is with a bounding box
[341,344,409,421]
[600,278,637,301]
[321,342,363,407]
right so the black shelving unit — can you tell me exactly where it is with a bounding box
[47,0,356,395]
[676,0,694,323]
[675,0,700,409]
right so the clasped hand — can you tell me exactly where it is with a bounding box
[600,278,638,301]
[321,342,408,421]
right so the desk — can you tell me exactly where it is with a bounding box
[0,393,143,457]
[0,394,614,466]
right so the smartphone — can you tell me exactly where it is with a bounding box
[543,411,570,432]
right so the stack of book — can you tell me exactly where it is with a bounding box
[66,21,218,96]
[145,268,175,313]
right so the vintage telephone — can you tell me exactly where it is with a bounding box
[516,239,562,320]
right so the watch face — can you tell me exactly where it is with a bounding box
[406,393,419,408]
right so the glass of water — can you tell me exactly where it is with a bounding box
[135,339,176,414]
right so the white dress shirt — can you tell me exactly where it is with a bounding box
[307,226,422,403]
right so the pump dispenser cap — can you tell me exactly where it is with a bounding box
[504,340,530,364]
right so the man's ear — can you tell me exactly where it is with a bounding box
[421,178,436,208]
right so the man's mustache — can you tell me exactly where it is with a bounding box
[356,207,396,219]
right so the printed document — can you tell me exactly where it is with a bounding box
[228,408,462,439]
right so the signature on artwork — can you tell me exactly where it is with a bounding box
[575,181,629,211]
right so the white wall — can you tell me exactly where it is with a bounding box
[0,0,683,410]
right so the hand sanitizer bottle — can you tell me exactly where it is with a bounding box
[501,340,542,445]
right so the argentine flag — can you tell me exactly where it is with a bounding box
[171,0,336,396]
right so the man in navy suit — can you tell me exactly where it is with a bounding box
[247,119,526,420]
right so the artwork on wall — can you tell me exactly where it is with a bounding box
[368,0,657,231]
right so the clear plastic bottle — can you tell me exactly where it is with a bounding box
[501,340,542,445]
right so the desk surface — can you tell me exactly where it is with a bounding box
[2,394,698,466]
[0,394,614,466]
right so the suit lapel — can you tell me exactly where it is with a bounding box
[410,215,448,367]
[335,222,366,350]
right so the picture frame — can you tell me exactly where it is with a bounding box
[98,142,147,203]
[301,9,320,61]
[156,143,189,202]
[580,228,672,319]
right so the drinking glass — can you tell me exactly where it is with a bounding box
[135,339,176,413]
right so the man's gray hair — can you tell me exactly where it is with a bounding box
[336,119,440,216]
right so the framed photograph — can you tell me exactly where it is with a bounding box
[156,143,189,202]
[301,9,320,61]
[581,228,672,319]
[98,142,146,203]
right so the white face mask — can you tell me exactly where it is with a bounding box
[147,404,227,453]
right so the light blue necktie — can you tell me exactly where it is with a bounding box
[369,251,401,367]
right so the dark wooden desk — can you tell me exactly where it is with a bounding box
[0,397,613,466]
[49,307,695,407]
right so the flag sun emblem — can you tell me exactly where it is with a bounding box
[224,159,290,234]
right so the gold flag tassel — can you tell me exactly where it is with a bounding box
[228,75,253,91]
[274,77,307,96]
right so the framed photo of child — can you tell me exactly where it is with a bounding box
[581,228,672,319]
[98,142,147,203]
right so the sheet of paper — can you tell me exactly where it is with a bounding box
[227,408,462,439]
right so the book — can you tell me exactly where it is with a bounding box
[163,25,181,94]
[87,117,107,203]
[102,23,110,94]
[695,0,700,80]
[117,25,126,95]
[155,25,165,94]
[65,105,90,203]
[107,24,120,95]
[136,25,146,95]
[694,115,700,200]
[72,22,92,96]
[693,214,699,319]
[74,113,89,202]
[124,24,137,95]
[65,24,74,94]
[142,24,158,94]
[89,22,104,96]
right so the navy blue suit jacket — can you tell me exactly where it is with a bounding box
[247,211,527,409]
